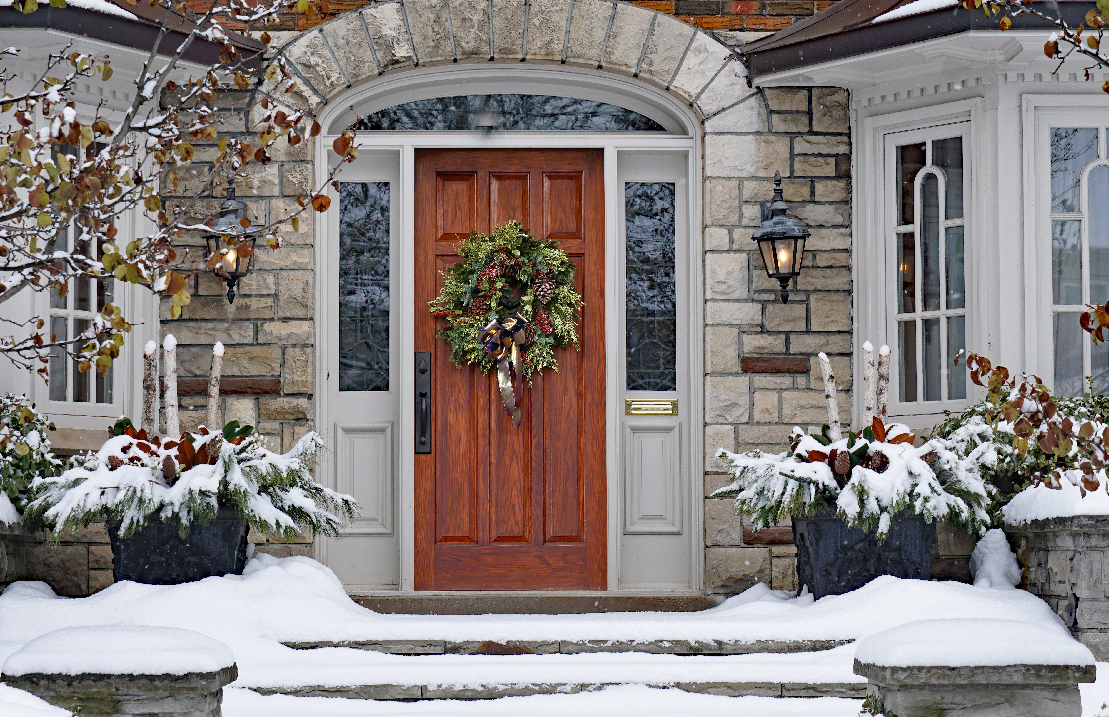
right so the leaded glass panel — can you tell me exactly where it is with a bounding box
[357,95,666,132]
[339,182,390,392]
[625,182,676,392]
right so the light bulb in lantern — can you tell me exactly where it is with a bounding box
[222,245,238,272]
[776,243,792,270]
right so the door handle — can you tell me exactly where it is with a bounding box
[415,352,431,454]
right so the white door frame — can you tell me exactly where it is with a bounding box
[314,67,703,592]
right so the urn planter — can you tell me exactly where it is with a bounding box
[108,506,248,585]
[793,511,936,599]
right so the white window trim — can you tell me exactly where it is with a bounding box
[1022,95,1109,393]
[855,98,983,429]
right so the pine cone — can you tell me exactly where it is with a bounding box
[833,450,851,476]
[535,273,555,305]
[466,296,490,318]
[525,323,539,345]
[162,456,178,487]
[869,451,890,474]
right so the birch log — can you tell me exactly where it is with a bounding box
[862,341,876,428]
[877,344,891,421]
[818,352,842,440]
[163,334,179,438]
[141,340,157,436]
[206,342,224,433]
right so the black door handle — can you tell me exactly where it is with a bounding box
[415,352,431,454]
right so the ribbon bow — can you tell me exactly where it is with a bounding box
[479,313,529,427]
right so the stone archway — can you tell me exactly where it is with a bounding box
[270,0,753,122]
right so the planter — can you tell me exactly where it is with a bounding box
[1006,515,1109,660]
[792,512,936,599]
[108,506,248,585]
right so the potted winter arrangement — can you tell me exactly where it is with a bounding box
[714,344,991,598]
[23,336,359,585]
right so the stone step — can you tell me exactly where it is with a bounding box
[349,593,721,615]
[282,637,851,656]
[250,680,866,701]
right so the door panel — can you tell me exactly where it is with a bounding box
[415,149,605,590]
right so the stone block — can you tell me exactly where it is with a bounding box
[782,390,850,424]
[565,0,609,66]
[706,473,734,496]
[743,179,810,203]
[807,227,851,250]
[734,424,794,449]
[224,397,258,426]
[169,296,274,321]
[792,203,850,227]
[25,544,87,597]
[764,303,807,332]
[255,543,313,558]
[88,545,113,570]
[704,94,768,133]
[753,391,778,423]
[254,245,314,270]
[796,135,850,155]
[695,61,755,117]
[603,2,652,74]
[449,0,491,59]
[55,523,110,543]
[1077,600,1109,628]
[260,397,312,420]
[706,326,739,373]
[280,163,313,197]
[705,376,750,423]
[670,32,730,101]
[705,546,771,594]
[363,3,415,70]
[284,347,315,394]
[752,375,794,389]
[858,674,1087,717]
[278,271,314,319]
[88,569,114,594]
[814,249,852,267]
[706,301,761,326]
[794,155,837,177]
[704,227,730,251]
[770,112,809,133]
[234,162,279,197]
[812,87,849,132]
[791,332,851,355]
[179,346,281,377]
[705,253,749,299]
[406,0,454,64]
[705,499,743,546]
[705,179,741,225]
[638,12,694,86]
[491,0,527,58]
[742,333,786,354]
[810,292,851,332]
[258,321,314,344]
[526,0,571,61]
[320,12,378,86]
[705,424,735,472]
[772,556,798,592]
[796,267,850,291]
[706,135,792,178]
[763,87,808,111]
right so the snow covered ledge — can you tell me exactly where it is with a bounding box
[852,619,1095,717]
[0,626,237,717]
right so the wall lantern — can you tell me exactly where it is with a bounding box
[753,172,809,304]
[204,181,258,304]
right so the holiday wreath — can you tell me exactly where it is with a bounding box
[429,221,582,424]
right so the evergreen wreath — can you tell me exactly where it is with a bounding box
[429,220,582,382]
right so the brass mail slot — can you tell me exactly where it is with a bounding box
[625,399,678,416]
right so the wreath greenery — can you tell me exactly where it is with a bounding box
[428,221,581,383]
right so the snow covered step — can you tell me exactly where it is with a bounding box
[282,637,851,656]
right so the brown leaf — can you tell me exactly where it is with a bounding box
[165,270,186,296]
[808,450,828,464]
[311,194,331,212]
[872,417,886,443]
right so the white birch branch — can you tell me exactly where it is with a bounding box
[877,344,891,422]
[141,340,157,436]
[206,341,224,433]
[863,341,876,429]
[818,351,841,440]
[163,334,179,438]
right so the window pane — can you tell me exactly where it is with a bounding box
[1051,128,1098,213]
[73,318,90,403]
[933,137,963,219]
[49,317,66,402]
[945,226,965,310]
[625,182,676,392]
[50,224,68,310]
[96,364,113,404]
[339,182,390,392]
[947,315,966,400]
[898,143,926,225]
[1054,312,1085,397]
[899,320,918,403]
[1091,165,1109,305]
[899,232,916,314]
[921,172,941,312]
[1052,220,1083,305]
[1094,339,1109,395]
[357,95,667,132]
[923,317,941,401]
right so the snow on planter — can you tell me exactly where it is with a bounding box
[2,626,234,677]
[0,683,71,717]
[1003,479,1109,524]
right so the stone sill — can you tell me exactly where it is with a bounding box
[854,660,1096,686]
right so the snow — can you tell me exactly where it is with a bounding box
[970,528,1022,588]
[0,683,70,717]
[854,618,1093,667]
[0,491,19,525]
[162,333,177,351]
[1004,479,1109,524]
[0,0,136,18]
[2,626,234,677]
[871,0,958,24]
[144,340,156,356]
[213,341,225,357]
[223,686,863,717]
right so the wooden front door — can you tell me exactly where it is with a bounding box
[414,149,606,590]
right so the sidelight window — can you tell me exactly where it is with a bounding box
[625,181,677,392]
[338,182,391,392]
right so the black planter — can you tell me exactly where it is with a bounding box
[108,506,248,585]
[792,512,936,599]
